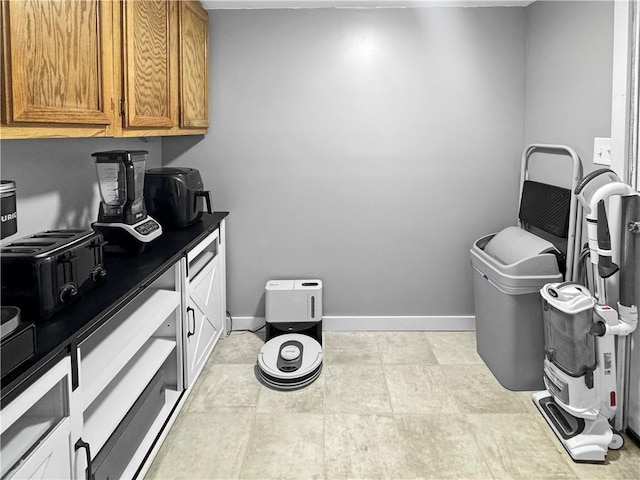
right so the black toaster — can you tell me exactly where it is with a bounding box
[1,229,107,321]
[144,167,212,229]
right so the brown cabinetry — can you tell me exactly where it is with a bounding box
[179,0,209,129]
[0,0,209,139]
[1,0,115,138]
[121,0,176,129]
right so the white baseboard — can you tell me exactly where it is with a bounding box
[323,316,475,331]
[229,315,475,332]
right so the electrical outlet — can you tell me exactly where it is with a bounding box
[593,137,612,166]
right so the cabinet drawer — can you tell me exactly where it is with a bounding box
[187,228,219,279]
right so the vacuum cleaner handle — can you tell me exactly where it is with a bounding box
[553,281,586,291]
[597,200,619,279]
[574,168,615,195]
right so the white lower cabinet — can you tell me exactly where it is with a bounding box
[184,221,226,387]
[1,222,227,480]
[0,358,75,480]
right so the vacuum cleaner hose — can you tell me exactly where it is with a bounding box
[596,200,619,279]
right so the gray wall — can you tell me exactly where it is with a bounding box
[0,1,615,323]
[163,7,528,318]
[1,138,162,239]
[523,0,614,185]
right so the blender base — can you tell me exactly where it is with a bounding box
[93,217,161,255]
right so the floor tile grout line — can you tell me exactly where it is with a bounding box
[235,402,259,480]
[375,331,398,419]
[322,358,328,480]
[322,400,328,480]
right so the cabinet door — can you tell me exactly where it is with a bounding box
[185,245,223,386]
[185,255,223,386]
[1,0,112,126]
[6,419,73,480]
[122,0,176,128]
[179,0,209,129]
[0,358,74,480]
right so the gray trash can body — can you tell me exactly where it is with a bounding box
[470,229,562,391]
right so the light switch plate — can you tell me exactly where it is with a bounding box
[593,137,612,165]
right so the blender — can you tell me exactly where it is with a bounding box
[92,150,162,253]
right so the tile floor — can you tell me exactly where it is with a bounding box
[145,331,640,479]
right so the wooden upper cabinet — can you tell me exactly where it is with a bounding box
[0,0,209,139]
[179,0,209,129]
[121,0,176,128]
[1,0,112,127]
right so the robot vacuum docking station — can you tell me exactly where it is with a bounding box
[256,280,323,391]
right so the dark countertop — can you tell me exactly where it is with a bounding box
[1,212,228,408]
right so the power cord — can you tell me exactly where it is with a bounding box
[226,310,266,335]
[576,244,593,291]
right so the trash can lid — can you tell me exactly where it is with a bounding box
[483,227,558,265]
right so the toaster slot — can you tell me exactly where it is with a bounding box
[35,231,82,238]
[8,241,57,247]
[2,247,41,254]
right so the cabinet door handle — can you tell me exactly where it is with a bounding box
[187,307,196,337]
[74,438,95,480]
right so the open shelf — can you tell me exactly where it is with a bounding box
[83,338,176,454]
[80,288,180,405]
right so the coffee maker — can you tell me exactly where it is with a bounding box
[92,150,162,253]
[0,180,36,378]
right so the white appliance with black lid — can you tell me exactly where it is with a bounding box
[256,280,323,390]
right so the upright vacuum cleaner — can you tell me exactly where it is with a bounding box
[533,169,639,462]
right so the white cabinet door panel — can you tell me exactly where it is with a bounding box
[1,358,74,480]
[185,253,223,386]
[7,419,73,480]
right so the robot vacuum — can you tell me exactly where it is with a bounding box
[257,333,323,390]
[256,279,324,391]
